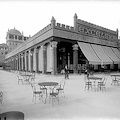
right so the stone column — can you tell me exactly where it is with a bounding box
[33,48,37,72]
[14,57,16,70]
[24,51,27,71]
[51,41,58,75]
[19,54,21,71]
[12,58,14,70]
[42,45,47,74]
[17,55,19,71]
[73,44,78,74]
[21,54,23,71]
[31,50,33,72]
[16,56,18,71]
[68,53,70,69]
[38,46,43,72]
[28,50,31,72]
[23,53,26,71]
[11,58,13,70]
[26,52,29,71]
[36,48,39,73]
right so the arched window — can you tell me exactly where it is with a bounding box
[9,34,14,39]
[15,36,17,39]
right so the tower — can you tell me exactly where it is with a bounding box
[6,28,29,52]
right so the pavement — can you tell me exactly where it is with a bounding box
[0,70,120,120]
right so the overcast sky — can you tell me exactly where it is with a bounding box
[0,0,120,44]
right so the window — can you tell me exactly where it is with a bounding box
[15,35,17,39]
[18,36,22,40]
[5,52,8,54]
[24,37,26,40]
[9,34,14,39]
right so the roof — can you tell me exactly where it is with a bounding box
[7,28,22,36]
[0,43,8,47]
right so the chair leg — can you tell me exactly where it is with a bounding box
[49,95,59,106]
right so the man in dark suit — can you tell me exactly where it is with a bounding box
[64,65,69,79]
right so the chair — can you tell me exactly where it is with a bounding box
[38,80,47,96]
[30,73,36,83]
[17,74,24,84]
[0,91,3,105]
[98,77,107,92]
[49,86,59,106]
[56,79,66,97]
[84,75,92,90]
[30,83,43,103]
[111,76,119,85]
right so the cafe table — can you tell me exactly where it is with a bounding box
[21,74,32,83]
[87,76,103,91]
[38,82,58,103]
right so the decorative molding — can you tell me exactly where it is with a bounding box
[73,44,78,50]
[78,24,117,41]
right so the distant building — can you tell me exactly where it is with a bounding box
[0,43,9,69]
[6,28,29,52]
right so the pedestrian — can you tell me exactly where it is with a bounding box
[84,69,89,77]
[64,65,69,79]
[101,64,104,72]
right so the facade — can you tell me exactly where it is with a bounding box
[4,14,120,74]
[6,28,29,52]
[0,43,9,69]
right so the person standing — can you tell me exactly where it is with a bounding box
[64,65,69,79]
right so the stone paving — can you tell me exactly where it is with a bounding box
[0,70,120,120]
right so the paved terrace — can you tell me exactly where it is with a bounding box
[0,70,120,120]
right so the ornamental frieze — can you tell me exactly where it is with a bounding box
[78,24,117,41]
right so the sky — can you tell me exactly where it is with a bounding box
[0,0,120,44]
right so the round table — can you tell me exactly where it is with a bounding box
[38,82,58,103]
[87,77,102,80]
[38,82,58,86]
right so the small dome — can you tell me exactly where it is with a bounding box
[8,28,22,36]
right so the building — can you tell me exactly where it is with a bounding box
[6,28,29,52]
[0,43,9,69]
[4,14,120,74]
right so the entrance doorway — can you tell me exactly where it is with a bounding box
[57,42,73,73]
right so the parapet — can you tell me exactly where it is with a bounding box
[29,23,52,42]
[54,23,75,32]
[77,19,117,35]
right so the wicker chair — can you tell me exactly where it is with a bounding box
[30,83,43,103]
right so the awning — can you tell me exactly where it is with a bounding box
[102,46,120,64]
[91,44,113,64]
[78,42,101,65]
[111,47,120,59]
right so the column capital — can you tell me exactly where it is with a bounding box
[72,44,78,50]
[51,41,58,48]
[41,45,47,51]
[34,47,39,53]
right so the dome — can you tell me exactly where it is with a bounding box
[8,28,22,36]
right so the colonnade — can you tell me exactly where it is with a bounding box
[5,41,79,74]
[5,41,58,74]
